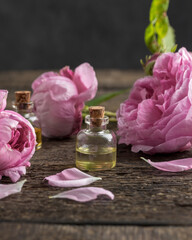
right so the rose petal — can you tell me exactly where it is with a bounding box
[0,110,36,181]
[0,90,8,111]
[33,99,80,138]
[59,66,74,79]
[73,63,98,102]
[141,157,192,172]
[0,166,27,182]
[31,71,59,90]
[0,143,21,171]
[49,187,114,202]
[31,79,79,138]
[4,110,36,164]
[0,179,26,199]
[0,118,19,143]
[45,168,102,187]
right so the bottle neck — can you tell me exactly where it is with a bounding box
[12,101,33,114]
[85,115,109,131]
[87,124,107,131]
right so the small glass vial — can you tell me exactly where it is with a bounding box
[12,91,42,150]
[76,106,117,171]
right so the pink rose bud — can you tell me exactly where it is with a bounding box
[31,63,98,138]
[0,90,36,182]
[117,48,192,154]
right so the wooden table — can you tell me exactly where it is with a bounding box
[1,70,192,240]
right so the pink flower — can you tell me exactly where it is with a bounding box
[31,63,98,138]
[0,90,36,182]
[117,48,192,154]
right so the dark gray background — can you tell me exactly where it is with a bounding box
[0,0,191,70]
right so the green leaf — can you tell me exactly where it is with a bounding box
[145,23,161,53]
[156,15,169,38]
[86,89,129,106]
[161,26,176,52]
[145,23,156,52]
[150,0,169,22]
[144,60,155,76]
[145,0,176,54]
[171,44,177,53]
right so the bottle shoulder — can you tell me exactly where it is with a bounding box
[19,112,40,127]
[77,129,115,136]
[76,128,117,144]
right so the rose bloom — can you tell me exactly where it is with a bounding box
[0,90,36,182]
[31,63,98,138]
[117,48,192,154]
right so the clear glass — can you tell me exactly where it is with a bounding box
[76,115,117,171]
[12,101,42,150]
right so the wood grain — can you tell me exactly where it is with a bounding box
[1,223,192,240]
[1,70,192,239]
[1,137,192,226]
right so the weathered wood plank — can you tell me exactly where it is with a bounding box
[1,223,192,240]
[0,136,192,225]
[0,69,144,89]
[1,71,192,229]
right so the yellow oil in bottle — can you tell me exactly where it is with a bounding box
[76,146,116,171]
[35,127,42,150]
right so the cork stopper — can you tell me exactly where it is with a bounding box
[15,91,31,110]
[89,106,105,127]
[15,91,31,103]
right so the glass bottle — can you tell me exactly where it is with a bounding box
[12,91,42,150]
[76,106,117,171]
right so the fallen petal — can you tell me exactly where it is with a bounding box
[0,166,27,182]
[141,157,192,172]
[49,187,114,202]
[0,179,26,199]
[45,168,102,187]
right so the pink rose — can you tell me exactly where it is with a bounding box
[0,90,36,182]
[31,63,98,138]
[117,48,192,154]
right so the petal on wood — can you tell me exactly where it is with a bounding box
[0,166,26,183]
[49,187,114,202]
[141,157,192,172]
[0,179,26,200]
[45,168,102,187]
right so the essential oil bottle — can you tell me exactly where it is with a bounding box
[12,91,42,150]
[76,106,117,171]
